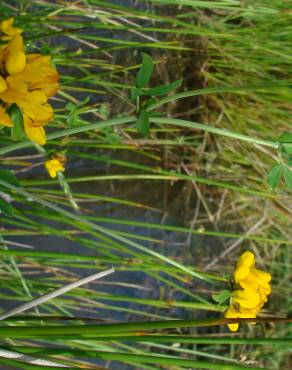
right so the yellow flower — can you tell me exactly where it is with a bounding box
[224,251,271,332]
[234,251,271,305]
[44,158,65,178]
[0,18,59,145]
[0,18,22,40]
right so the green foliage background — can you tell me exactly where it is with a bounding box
[0,1,291,369]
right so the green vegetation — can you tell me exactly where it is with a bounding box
[0,0,291,369]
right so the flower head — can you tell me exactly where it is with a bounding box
[45,158,65,178]
[0,17,59,145]
[225,251,271,332]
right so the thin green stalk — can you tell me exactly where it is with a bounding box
[0,116,136,155]
[146,83,291,120]
[10,333,289,346]
[0,318,290,338]
[150,117,278,148]
[0,109,280,156]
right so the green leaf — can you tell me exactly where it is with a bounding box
[7,104,24,141]
[136,110,150,137]
[0,196,14,217]
[135,53,154,89]
[267,164,282,189]
[278,132,292,143]
[212,290,231,305]
[144,78,182,97]
[283,166,292,189]
[0,170,20,187]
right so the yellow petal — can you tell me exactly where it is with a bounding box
[237,251,255,268]
[234,265,250,281]
[237,307,257,319]
[6,50,26,74]
[6,75,27,93]
[233,289,260,309]
[224,306,239,332]
[24,116,46,145]
[0,106,12,127]
[21,102,53,123]
[258,281,271,300]
[7,34,24,52]
[238,273,258,290]
[0,76,7,93]
[251,268,271,283]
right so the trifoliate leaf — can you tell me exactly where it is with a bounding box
[212,290,231,304]
[267,164,282,189]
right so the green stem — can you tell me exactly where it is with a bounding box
[150,117,277,148]
[0,116,136,155]
[5,330,291,345]
[0,111,278,156]
[146,83,291,115]
[0,318,290,337]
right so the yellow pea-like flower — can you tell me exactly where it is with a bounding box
[0,17,59,145]
[44,158,65,178]
[224,251,272,332]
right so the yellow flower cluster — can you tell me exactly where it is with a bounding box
[45,157,65,178]
[0,18,59,145]
[225,251,271,332]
